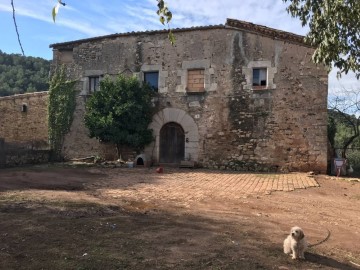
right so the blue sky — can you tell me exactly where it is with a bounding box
[0,0,358,91]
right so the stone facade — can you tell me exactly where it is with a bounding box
[0,92,49,145]
[0,92,50,166]
[50,18,328,173]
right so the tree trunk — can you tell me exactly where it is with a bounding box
[342,134,359,158]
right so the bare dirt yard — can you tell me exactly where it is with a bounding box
[0,165,359,270]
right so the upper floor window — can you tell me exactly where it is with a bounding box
[187,69,205,93]
[89,76,100,92]
[144,71,159,92]
[242,61,276,91]
[252,68,267,88]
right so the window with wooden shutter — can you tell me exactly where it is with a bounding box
[187,69,205,93]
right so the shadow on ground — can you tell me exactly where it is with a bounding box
[0,166,105,192]
[0,199,355,270]
[306,253,359,270]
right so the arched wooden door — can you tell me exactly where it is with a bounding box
[160,122,185,163]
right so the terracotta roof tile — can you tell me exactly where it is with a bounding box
[50,18,309,49]
[225,18,308,46]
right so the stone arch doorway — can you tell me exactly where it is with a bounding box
[144,108,199,164]
[160,122,185,163]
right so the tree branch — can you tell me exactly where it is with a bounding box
[11,0,25,56]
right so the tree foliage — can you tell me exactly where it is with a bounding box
[0,50,50,97]
[283,0,360,78]
[328,108,360,172]
[156,0,175,44]
[48,66,76,161]
[84,75,154,158]
[328,88,360,159]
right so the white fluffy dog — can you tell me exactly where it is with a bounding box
[283,226,307,259]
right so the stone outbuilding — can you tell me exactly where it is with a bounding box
[50,18,328,173]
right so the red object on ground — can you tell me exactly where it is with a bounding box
[156,167,163,173]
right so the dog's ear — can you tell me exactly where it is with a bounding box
[299,230,305,239]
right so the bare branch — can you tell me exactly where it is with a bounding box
[329,86,360,158]
[11,0,25,56]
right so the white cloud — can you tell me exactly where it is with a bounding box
[329,69,359,95]
[0,0,111,37]
[0,0,306,40]
[0,3,11,12]
[1,0,358,91]
[166,0,307,35]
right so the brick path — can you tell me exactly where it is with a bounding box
[92,168,319,206]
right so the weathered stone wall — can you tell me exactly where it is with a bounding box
[61,95,118,160]
[0,138,5,168]
[212,31,328,173]
[0,92,50,166]
[4,142,50,167]
[0,92,49,144]
[51,23,328,173]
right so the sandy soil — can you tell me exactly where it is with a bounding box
[0,165,359,270]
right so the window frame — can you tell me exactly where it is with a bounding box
[144,71,159,92]
[186,68,205,93]
[252,68,267,89]
[89,76,100,93]
[242,61,276,91]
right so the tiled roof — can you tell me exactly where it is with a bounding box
[225,18,307,45]
[49,25,223,48]
[50,18,308,48]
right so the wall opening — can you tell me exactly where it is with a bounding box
[160,122,185,163]
[136,157,144,166]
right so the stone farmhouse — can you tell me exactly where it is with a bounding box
[50,18,328,173]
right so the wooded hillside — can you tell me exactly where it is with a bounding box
[0,50,50,97]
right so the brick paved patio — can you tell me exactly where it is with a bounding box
[91,168,319,205]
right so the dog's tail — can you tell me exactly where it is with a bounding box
[308,229,331,248]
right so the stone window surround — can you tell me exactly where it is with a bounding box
[144,108,199,163]
[80,70,104,95]
[176,59,218,93]
[80,60,218,95]
[243,60,277,90]
[144,71,159,91]
[139,64,168,93]
[89,76,100,93]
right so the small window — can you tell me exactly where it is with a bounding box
[21,104,27,113]
[144,72,159,91]
[187,69,205,92]
[89,76,100,92]
[252,68,267,87]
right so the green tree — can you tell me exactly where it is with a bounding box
[329,88,360,159]
[283,0,360,78]
[84,75,154,158]
[0,50,50,97]
[329,107,360,173]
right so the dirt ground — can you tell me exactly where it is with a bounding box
[0,165,359,270]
